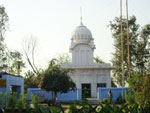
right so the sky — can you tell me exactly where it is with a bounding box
[1,0,150,70]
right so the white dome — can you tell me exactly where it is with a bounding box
[71,22,93,43]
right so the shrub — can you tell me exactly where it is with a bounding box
[0,92,2,107]
[128,73,150,106]
[101,99,109,104]
[116,93,125,104]
[32,95,38,111]
[69,98,98,113]
[125,90,136,105]
[5,92,9,109]
[16,94,23,112]
[8,92,17,109]
[22,94,30,110]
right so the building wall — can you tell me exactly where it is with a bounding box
[72,44,94,65]
[0,74,24,105]
[2,75,24,95]
[69,68,111,98]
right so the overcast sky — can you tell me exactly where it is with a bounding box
[1,0,150,69]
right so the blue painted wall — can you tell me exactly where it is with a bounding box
[0,74,24,105]
[28,88,128,102]
[28,88,82,102]
[97,87,129,102]
[27,88,52,101]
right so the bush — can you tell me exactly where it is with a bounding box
[69,98,98,113]
[101,99,109,104]
[8,92,17,109]
[0,92,3,107]
[5,92,9,109]
[16,94,23,112]
[128,73,150,106]
[115,93,125,104]
[125,90,136,105]
[31,95,38,110]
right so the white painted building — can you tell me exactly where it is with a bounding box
[62,20,114,98]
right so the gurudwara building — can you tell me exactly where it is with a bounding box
[62,20,113,98]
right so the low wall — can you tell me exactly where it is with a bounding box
[97,87,129,102]
[27,88,52,101]
[27,88,82,102]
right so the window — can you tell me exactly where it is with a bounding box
[97,83,106,88]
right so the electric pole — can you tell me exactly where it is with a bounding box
[126,0,131,77]
[120,0,125,87]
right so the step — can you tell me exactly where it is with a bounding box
[87,98,101,105]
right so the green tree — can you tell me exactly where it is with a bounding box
[109,16,150,85]
[24,53,71,92]
[0,5,25,74]
[41,59,76,104]
[0,5,9,71]
[94,56,105,63]
[24,71,38,92]
[0,5,8,42]
[134,24,150,74]
[8,51,25,75]
[56,53,71,65]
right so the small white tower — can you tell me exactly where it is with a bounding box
[70,21,95,65]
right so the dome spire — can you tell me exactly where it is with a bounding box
[80,7,83,26]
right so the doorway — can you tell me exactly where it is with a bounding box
[82,83,91,98]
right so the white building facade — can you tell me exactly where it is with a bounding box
[62,21,113,98]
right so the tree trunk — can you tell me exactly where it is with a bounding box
[52,92,57,105]
[51,92,54,105]
[53,92,57,105]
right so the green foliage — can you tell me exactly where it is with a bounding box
[0,5,8,39]
[22,94,30,110]
[31,95,41,113]
[56,53,71,65]
[5,92,9,109]
[125,90,136,105]
[41,58,76,104]
[0,5,9,72]
[8,92,17,109]
[115,93,125,104]
[69,99,98,113]
[111,78,117,87]
[0,92,2,107]
[128,73,150,107]
[8,51,25,75]
[1,92,150,113]
[16,94,24,112]
[69,102,79,113]
[0,49,25,75]
[4,92,30,112]
[94,56,105,63]
[101,99,109,104]
[0,5,25,74]
[109,15,150,85]
[32,104,64,113]
[82,87,90,98]
[68,97,150,113]
[32,95,38,109]
[24,71,38,92]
